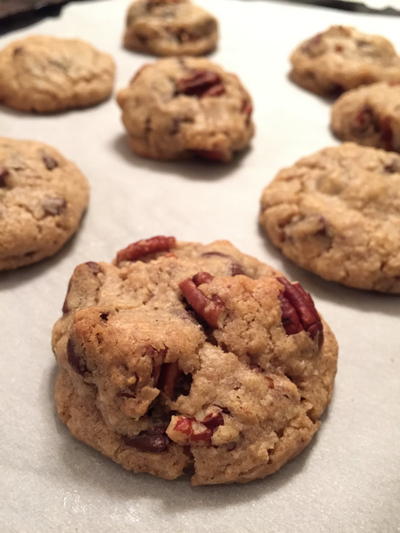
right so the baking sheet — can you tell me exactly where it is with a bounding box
[0,1,399,531]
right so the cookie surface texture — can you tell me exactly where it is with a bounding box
[331,82,400,152]
[117,57,254,162]
[0,35,115,112]
[0,137,89,270]
[290,26,400,96]
[53,237,338,485]
[260,143,400,293]
[123,0,218,56]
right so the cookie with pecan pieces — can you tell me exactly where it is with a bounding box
[290,26,400,97]
[0,35,115,113]
[116,57,254,162]
[123,0,218,56]
[0,137,89,271]
[331,82,400,152]
[53,236,337,485]
[260,143,400,293]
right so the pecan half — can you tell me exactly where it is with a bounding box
[176,70,225,98]
[278,277,323,345]
[42,154,58,170]
[115,236,176,264]
[179,273,224,328]
[124,427,169,453]
[0,167,9,187]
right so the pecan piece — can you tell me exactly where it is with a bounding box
[0,167,9,187]
[42,196,66,215]
[176,70,225,98]
[115,236,176,264]
[67,338,89,376]
[158,361,180,398]
[192,149,227,162]
[192,271,214,285]
[202,412,224,431]
[278,277,323,345]
[380,116,393,151]
[42,154,58,170]
[352,106,379,135]
[174,416,212,442]
[179,273,224,328]
[124,427,169,453]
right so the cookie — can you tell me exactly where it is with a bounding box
[260,143,400,293]
[52,236,338,485]
[0,137,89,270]
[0,35,115,112]
[116,57,254,162]
[123,0,218,57]
[290,26,400,97]
[331,82,400,152]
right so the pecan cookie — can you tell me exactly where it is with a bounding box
[0,35,115,112]
[0,137,89,270]
[290,26,400,97]
[331,82,400,152]
[123,0,218,56]
[52,236,338,485]
[260,143,400,293]
[116,57,254,162]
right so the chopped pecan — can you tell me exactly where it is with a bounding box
[67,338,89,376]
[176,70,225,98]
[231,262,245,276]
[192,271,214,285]
[158,361,180,398]
[115,236,176,264]
[278,277,323,345]
[174,416,212,442]
[146,346,166,384]
[42,154,58,170]
[42,196,66,215]
[179,274,224,328]
[380,116,393,151]
[353,106,379,135]
[0,167,9,187]
[202,412,224,431]
[85,261,102,274]
[124,427,169,453]
[192,149,226,161]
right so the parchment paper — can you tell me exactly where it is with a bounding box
[0,1,399,531]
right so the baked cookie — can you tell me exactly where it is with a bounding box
[290,26,400,97]
[52,236,338,485]
[116,57,254,162]
[0,137,89,270]
[331,82,400,152]
[123,0,218,57]
[260,143,400,293]
[0,35,115,112]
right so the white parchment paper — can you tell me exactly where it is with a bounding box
[0,1,399,531]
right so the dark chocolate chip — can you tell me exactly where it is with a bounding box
[42,154,58,170]
[0,167,9,187]
[123,427,169,453]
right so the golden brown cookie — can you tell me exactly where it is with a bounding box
[123,0,218,57]
[0,137,89,270]
[290,26,400,97]
[53,236,338,485]
[331,82,400,152]
[260,143,400,293]
[0,35,115,112]
[117,57,254,162]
